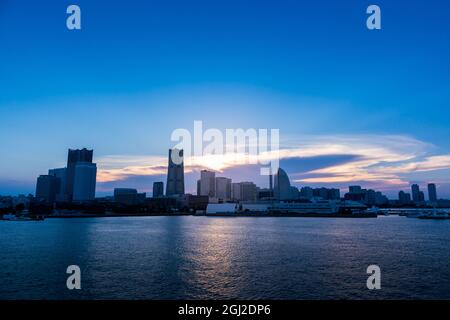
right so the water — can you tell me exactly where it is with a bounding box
[1,215,450,300]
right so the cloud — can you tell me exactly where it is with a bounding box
[94,134,450,195]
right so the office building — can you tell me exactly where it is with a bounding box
[35,175,59,203]
[300,187,314,199]
[199,170,216,198]
[398,191,411,204]
[66,148,94,201]
[240,182,258,202]
[72,162,97,202]
[274,168,296,200]
[231,182,242,201]
[215,177,232,201]
[153,182,164,198]
[428,183,437,202]
[411,184,420,202]
[166,149,185,196]
[48,168,67,202]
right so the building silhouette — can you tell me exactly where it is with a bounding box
[398,191,412,204]
[215,177,232,201]
[198,170,215,197]
[166,149,185,196]
[153,182,164,198]
[274,168,298,200]
[114,188,146,205]
[72,162,97,202]
[66,148,93,201]
[48,168,67,202]
[411,184,420,202]
[428,183,437,202]
[35,175,59,203]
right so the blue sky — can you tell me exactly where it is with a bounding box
[1,0,450,198]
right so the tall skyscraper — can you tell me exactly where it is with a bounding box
[166,149,185,196]
[215,177,232,201]
[428,183,437,202]
[411,184,420,202]
[72,162,97,202]
[274,168,293,200]
[153,182,164,198]
[199,170,215,197]
[66,148,93,201]
[35,175,59,203]
[48,168,67,202]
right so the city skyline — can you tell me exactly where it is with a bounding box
[16,146,449,204]
[2,0,450,197]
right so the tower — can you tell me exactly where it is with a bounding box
[166,149,185,196]
[66,148,93,201]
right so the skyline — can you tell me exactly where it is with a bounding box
[11,145,448,203]
[1,0,450,196]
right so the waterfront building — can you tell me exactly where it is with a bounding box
[418,191,425,202]
[231,182,241,201]
[215,177,232,201]
[257,188,273,200]
[328,188,341,200]
[176,194,209,212]
[428,183,437,202]
[153,182,164,198]
[72,162,97,202]
[240,182,258,202]
[48,168,67,202]
[349,186,362,193]
[274,168,296,200]
[411,184,420,202]
[66,148,93,201]
[114,188,146,205]
[300,186,314,199]
[35,175,59,203]
[398,191,412,204]
[199,170,216,198]
[166,149,185,196]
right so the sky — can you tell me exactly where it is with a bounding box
[1,0,450,198]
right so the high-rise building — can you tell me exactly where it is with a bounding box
[72,162,97,202]
[398,191,412,204]
[166,149,185,196]
[428,183,437,202]
[48,168,67,202]
[411,184,420,202]
[274,168,295,200]
[215,177,232,201]
[231,182,242,201]
[199,170,215,198]
[35,175,59,203]
[153,182,164,198]
[240,182,258,202]
[66,148,93,201]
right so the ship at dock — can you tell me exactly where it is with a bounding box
[205,199,378,218]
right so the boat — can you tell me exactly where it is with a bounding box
[270,200,377,218]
